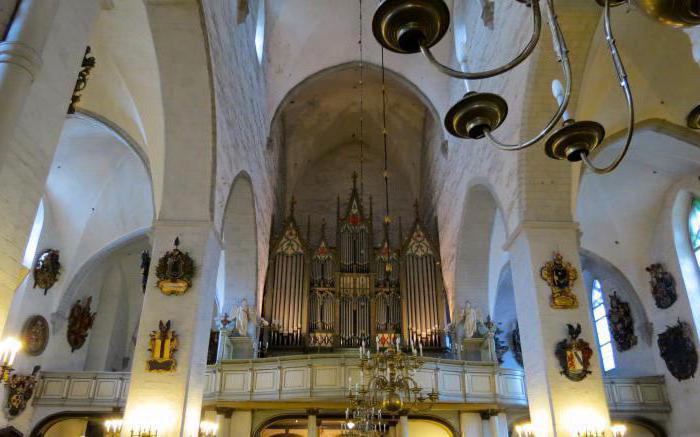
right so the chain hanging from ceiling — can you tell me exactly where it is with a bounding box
[358,0,365,198]
[371,0,700,175]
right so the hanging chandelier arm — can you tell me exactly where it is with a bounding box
[418,0,541,80]
[580,0,634,174]
[483,0,571,151]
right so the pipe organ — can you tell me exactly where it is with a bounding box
[262,174,447,353]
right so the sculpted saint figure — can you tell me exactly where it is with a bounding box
[461,300,482,339]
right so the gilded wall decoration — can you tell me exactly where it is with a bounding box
[67,297,96,352]
[155,237,195,295]
[20,316,49,356]
[645,263,677,309]
[140,250,151,294]
[511,323,523,367]
[5,366,40,418]
[67,46,95,114]
[555,324,593,382]
[540,252,579,309]
[33,249,60,295]
[147,320,178,372]
[658,320,698,381]
[608,291,637,352]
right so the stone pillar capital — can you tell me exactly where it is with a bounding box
[215,407,234,418]
[0,42,42,79]
[503,220,581,251]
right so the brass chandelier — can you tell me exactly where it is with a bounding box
[343,339,438,435]
[372,0,700,174]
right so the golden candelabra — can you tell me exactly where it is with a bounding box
[343,338,438,435]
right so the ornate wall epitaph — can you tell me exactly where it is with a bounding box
[21,315,49,356]
[608,291,637,352]
[540,252,579,309]
[155,238,195,295]
[33,249,60,294]
[658,320,698,381]
[147,320,178,372]
[555,324,593,382]
[5,366,40,418]
[645,263,677,309]
[511,323,523,367]
[67,297,96,352]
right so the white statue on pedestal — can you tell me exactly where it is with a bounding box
[232,298,256,337]
[460,300,483,339]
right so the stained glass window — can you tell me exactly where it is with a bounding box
[689,198,700,266]
[591,279,615,372]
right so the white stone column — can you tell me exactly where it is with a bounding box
[122,221,221,437]
[488,412,509,437]
[397,416,409,437]
[307,410,319,437]
[215,408,232,437]
[507,222,610,436]
[0,0,59,165]
[230,410,252,436]
[459,412,483,437]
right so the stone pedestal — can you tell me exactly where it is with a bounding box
[228,335,254,359]
[121,222,221,437]
[507,222,610,435]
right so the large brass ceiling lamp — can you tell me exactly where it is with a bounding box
[373,0,699,174]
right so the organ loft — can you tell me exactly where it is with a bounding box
[260,173,448,354]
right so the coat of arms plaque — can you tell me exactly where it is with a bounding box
[608,291,637,352]
[147,320,178,372]
[33,249,61,295]
[645,263,677,309]
[658,320,698,381]
[540,252,579,309]
[155,238,195,295]
[5,366,40,418]
[555,323,593,382]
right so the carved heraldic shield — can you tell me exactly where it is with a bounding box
[33,249,61,295]
[658,320,697,381]
[646,263,677,309]
[5,366,40,418]
[147,320,178,372]
[540,252,579,309]
[67,297,96,352]
[155,238,195,295]
[555,324,593,382]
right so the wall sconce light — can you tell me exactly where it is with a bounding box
[514,423,536,437]
[199,420,219,437]
[611,424,628,437]
[104,419,123,437]
[0,337,22,383]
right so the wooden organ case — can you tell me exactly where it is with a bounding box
[262,175,447,354]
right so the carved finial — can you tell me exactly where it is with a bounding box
[320,218,327,241]
[174,237,180,248]
[351,171,358,190]
[337,195,341,221]
[413,199,420,220]
[369,196,373,221]
[398,216,404,243]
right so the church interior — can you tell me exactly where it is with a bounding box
[1,0,700,436]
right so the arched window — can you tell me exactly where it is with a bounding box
[591,279,615,371]
[22,199,44,268]
[254,0,265,63]
[689,197,700,265]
